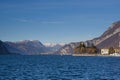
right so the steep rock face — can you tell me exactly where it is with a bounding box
[0,40,10,54]
[96,33,120,48]
[101,21,120,38]
[57,21,120,54]
[5,40,49,55]
[91,21,120,48]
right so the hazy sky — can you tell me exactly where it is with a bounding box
[0,0,120,43]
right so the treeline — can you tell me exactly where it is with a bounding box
[74,42,98,54]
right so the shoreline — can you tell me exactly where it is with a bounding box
[72,54,120,57]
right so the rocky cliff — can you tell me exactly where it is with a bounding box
[91,21,120,48]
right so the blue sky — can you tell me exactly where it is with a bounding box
[0,0,120,43]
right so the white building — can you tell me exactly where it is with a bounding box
[101,47,120,55]
[101,48,109,55]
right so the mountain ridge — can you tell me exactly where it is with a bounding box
[1,40,64,55]
[5,40,48,55]
[1,21,120,55]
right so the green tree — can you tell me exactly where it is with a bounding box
[79,42,86,48]
[109,47,115,54]
[91,43,98,53]
[74,42,86,54]
[74,42,98,54]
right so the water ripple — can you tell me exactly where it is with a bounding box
[0,55,120,80]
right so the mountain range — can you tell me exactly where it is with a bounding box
[0,40,64,55]
[0,21,120,55]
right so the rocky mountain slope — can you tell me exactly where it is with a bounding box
[5,40,49,55]
[96,32,120,48]
[57,21,120,54]
[91,21,120,48]
[55,42,80,55]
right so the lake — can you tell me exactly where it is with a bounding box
[0,55,120,80]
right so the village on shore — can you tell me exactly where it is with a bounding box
[72,42,120,56]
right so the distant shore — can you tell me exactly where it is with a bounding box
[72,54,120,57]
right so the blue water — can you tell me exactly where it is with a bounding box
[0,55,120,80]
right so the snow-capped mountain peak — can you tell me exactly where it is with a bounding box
[44,43,65,47]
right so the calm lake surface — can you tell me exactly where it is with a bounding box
[0,55,120,80]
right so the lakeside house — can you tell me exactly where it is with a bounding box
[101,48,109,55]
[101,47,120,55]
